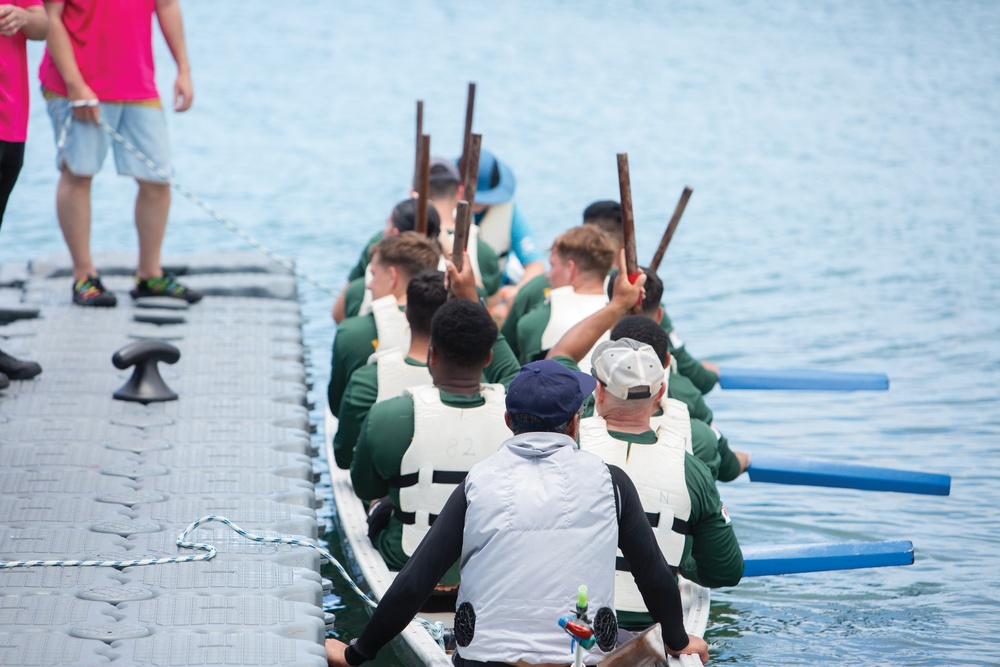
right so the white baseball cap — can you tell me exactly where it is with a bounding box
[590,338,664,400]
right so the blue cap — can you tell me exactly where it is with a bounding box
[506,360,597,428]
[456,149,516,206]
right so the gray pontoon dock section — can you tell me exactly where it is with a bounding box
[0,253,330,666]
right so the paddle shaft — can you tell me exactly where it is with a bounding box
[648,186,692,274]
[717,365,889,391]
[415,134,430,235]
[413,100,423,188]
[453,201,470,272]
[616,153,640,314]
[742,540,914,576]
[459,82,476,183]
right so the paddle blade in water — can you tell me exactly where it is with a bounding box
[718,366,889,391]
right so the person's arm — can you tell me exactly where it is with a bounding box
[688,419,722,481]
[482,333,521,389]
[154,0,192,112]
[349,397,412,502]
[331,282,351,322]
[667,372,714,424]
[669,335,718,395]
[0,4,47,40]
[678,455,744,589]
[327,318,376,419]
[42,1,99,123]
[609,465,707,661]
[333,367,379,470]
[326,484,469,666]
[711,425,749,482]
[476,239,502,297]
[546,250,644,362]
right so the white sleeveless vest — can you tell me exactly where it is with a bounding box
[540,286,610,374]
[370,349,432,403]
[370,295,410,356]
[475,202,514,263]
[396,384,510,556]
[457,433,619,663]
[578,416,691,614]
[650,396,694,455]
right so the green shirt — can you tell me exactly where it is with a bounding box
[351,390,493,586]
[661,312,718,395]
[327,312,381,420]
[346,230,501,297]
[669,372,714,424]
[333,334,523,470]
[605,429,743,628]
[499,274,551,358]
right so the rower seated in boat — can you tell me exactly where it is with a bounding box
[326,359,709,667]
[580,338,743,631]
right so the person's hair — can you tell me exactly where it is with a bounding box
[429,179,459,201]
[610,315,669,365]
[390,198,441,240]
[582,200,623,246]
[550,226,616,277]
[405,270,447,336]
[430,299,497,369]
[607,266,663,316]
[508,412,572,436]
[371,233,441,281]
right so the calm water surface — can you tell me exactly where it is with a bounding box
[3,2,999,665]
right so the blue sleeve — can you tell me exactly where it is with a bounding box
[510,204,545,265]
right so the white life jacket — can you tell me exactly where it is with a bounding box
[475,202,514,267]
[370,349,432,403]
[456,433,619,663]
[650,395,694,455]
[578,416,691,614]
[370,295,410,355]
[540,286,609,374]
[359,257,448,317]
[395,384,510,556]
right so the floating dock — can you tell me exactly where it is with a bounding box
[0,252,330,666]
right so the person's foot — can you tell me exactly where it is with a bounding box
[73,275,117,307]
[0,371,9,389]
[130,273,203,303]
[0,349,42,380]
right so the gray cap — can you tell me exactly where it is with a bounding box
[429,157,462,184]
[590,338,664,400]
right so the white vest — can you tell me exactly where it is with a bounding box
[578,416,691,614]
[371,349,432,403]
[457,433,618,663]
[475,202,514,265]
[370,295,410,356]
[650,396,694,455]
[540,286,609,374]
[396,384,510,556]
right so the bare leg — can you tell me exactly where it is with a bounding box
[56,169,96,281]
[135,179,170,280]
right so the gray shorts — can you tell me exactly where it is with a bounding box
[46,95,172,183]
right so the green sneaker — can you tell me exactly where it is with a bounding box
[72,275,117,307]
[130,273,203,303]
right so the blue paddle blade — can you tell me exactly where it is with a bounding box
[717,366,889,391]
[746,454,951,496]
[742,540,914,577]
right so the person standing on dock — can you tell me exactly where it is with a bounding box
[326,358,709,667]
[0,0,47,386]
[39,0,201,307]
[582,338,744,606]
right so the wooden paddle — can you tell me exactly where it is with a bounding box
[648,186,692,274]
[463,133,482,211]
[413,100,423,188]
[616,153,641,314]
[459,82,476,184]
[454,201,470,273]
[415,134,430,235]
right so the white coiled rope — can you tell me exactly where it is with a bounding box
[0,514,446,645]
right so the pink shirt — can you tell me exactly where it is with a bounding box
[38,0,158,102]
[0,0,43,142]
